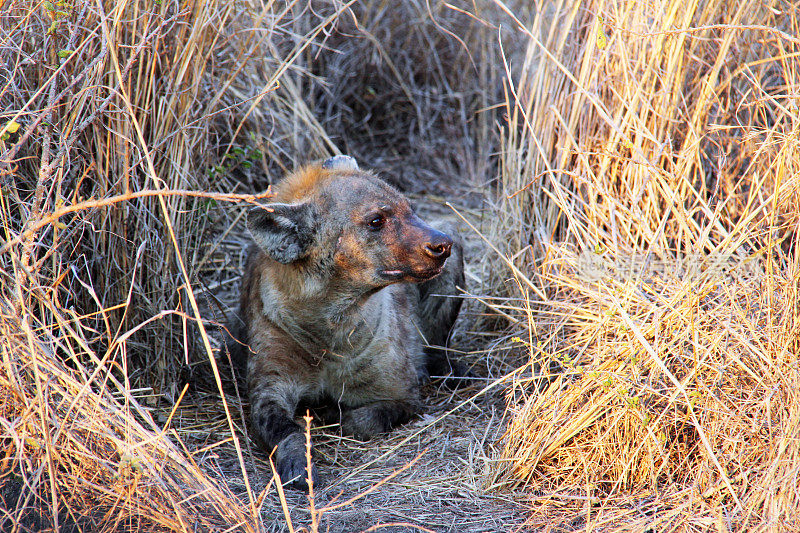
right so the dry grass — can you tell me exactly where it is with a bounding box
[484,0,800,530]
[2,0,799,531]
[0,308,258,531]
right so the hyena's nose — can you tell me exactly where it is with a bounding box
[424,232,453,260]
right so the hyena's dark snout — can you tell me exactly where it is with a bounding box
[422,229,453,261]
[406,214,453,265]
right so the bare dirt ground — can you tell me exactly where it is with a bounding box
[188,191,533,532]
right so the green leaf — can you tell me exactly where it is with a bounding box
[56,49,73,59]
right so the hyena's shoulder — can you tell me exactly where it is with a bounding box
[238,247,320,381]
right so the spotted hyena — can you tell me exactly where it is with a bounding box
[233,155,464,489]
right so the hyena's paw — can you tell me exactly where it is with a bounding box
[275,433,319,490]
[340,401,418,441]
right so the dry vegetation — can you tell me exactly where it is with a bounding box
[1,0,798,532]
[484,0,800,530]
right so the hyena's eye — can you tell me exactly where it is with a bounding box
[367,213,386,230]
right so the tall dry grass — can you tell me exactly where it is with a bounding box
[484,0,800,529]
[0,308,259,530]
[0,0,350,528]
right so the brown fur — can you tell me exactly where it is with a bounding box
[234,156,464,489]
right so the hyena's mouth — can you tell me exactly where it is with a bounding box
[379,269,405,281]
[379,267,444,282]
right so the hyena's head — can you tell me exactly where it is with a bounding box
[246,156,453,292]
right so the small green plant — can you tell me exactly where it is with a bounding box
[208,145,263,177]
[0,120,20,141]
[44,0,72,35]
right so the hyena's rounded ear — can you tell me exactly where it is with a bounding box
[247,202,316,264]
[321,155,359,172]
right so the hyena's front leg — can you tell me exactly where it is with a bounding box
[339,400,421,441]
[248,379,317,489]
